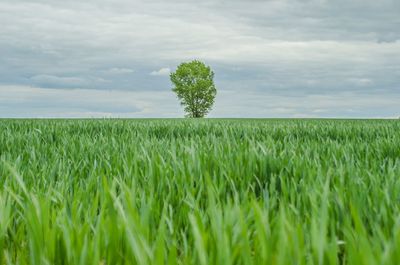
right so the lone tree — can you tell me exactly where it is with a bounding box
[170,60,217,118]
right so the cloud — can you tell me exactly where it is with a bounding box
[29,75,109,89]
[30,75,87,88]
[211,89,400,118]
[0,85,181,118]
[150,68,171,76]
[107,68,135,74]
[0,0,399,117]
[1,84,398,118]
[348,78,373,86]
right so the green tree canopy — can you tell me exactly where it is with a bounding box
[170,60,217,118]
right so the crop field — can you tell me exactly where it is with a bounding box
[0,119,400,265]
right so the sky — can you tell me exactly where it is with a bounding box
[1,0,399,118]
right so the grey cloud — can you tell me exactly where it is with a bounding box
[211,89,400,118]
[0,0,399,117]
[29,74,111,89]
[0,85,180,118]
[30,75,88,88]
[210,0,400,42]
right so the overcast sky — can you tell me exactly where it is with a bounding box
[1,0,399,118]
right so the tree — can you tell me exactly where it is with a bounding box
[170,60,217,118]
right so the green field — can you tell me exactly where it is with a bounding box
[1,119,400,265]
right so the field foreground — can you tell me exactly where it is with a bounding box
[1,119,400,265]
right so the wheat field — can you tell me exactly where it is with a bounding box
[0,119,399,264]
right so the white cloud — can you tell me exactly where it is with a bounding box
[348,78,373,86]
[150,68,171,76]
[107,68,135,74]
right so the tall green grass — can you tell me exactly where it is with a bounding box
[0,119,399,264]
